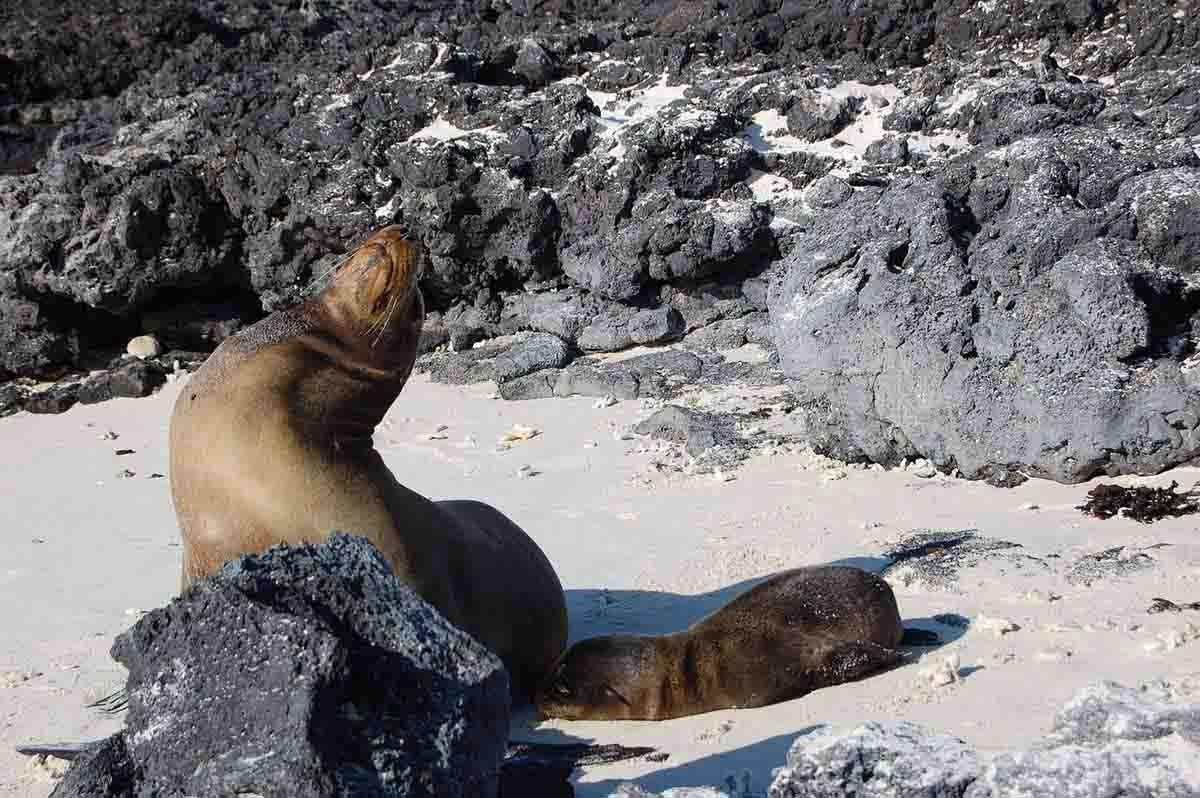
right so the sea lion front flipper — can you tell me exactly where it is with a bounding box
[816,640,907,687]
[901,627,942,646]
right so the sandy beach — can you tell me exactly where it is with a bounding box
[3,370,1199,796]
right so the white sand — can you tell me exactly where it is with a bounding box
[3,374,1200,796]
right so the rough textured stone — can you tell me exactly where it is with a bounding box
[493,332,573,382]
[49,734,136,798]
[767,721,981,798]
[80,533,511,798]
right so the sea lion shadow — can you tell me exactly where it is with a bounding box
[585,729,820,797]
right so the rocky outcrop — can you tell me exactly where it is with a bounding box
[2,0,1198,484]
[54,533,510,798]
[615,679,1200,798]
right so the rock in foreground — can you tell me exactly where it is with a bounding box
[53,533,510,798]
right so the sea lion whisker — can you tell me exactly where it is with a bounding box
[369,289,404,348]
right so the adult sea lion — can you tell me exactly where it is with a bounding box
[168,225,567,699]
[535,566,910,721]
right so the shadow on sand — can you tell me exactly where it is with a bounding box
[511,554,971,794]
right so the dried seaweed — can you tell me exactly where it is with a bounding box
[1077,481,1200,523]
[1148,598,1200,614]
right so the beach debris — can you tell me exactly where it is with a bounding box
[100,430,119,441]
[592,395,618,408]
[1034,647,1072,663]
[583,440,599,448]
[1143,623,1200,653]
[516,465,539,479]
[116,469,135,479]
[1064,545,1156,587]
[1148,598,1200,614]
[1077,480,1200,523]
[424,423,450,440]
[499,424,540,444]
[1018,502,1040,511]
[126,334,162,359]
[146,473,165,479]
[115,448,135,456]
[974,615,1021,637]
[1,670,42,688]
[920,652,961,687]
[694,718,735,743]
[907,458,937,478]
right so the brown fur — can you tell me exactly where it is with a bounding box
[534,566,905,721]
[169,225,567,699]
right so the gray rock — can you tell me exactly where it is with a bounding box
[865,134,910,165]
[498,368,561,400]
[553,350,704,400]
[785,90,860,142]
[578,306,638,352]
[769,145,1200,482]
[805,174,853,208]
[634,405,737,457]
[513,38,557,88]
[49,734,135,798]
[767,721,982,798]
[628,306,686,346]
[493,332,573,382]
[94,533,510,798]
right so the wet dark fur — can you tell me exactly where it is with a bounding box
[536,566,906,721]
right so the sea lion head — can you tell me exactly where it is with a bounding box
[534,635,657,721]
[320,225,427,371]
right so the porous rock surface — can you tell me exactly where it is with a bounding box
[52,533,510,798]
[615,679,1200,798]
[3,0,1198,484]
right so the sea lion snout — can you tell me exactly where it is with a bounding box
[534,636,652,721]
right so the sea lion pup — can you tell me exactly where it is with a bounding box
[535,566,908,721]
[168,225,567,699]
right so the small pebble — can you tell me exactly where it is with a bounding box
[126,334,162,359]
[117,469,136,479]
[516,465,539,479]
[975,614,1021,637]
[1019,502,1040,511]
[500,424,540,443]
[1034,647,1072,663]
[115,448,135,456]
[583,440,599,449]
[592,395,618,408]
[100,431,120,441]
[920,653,961,687]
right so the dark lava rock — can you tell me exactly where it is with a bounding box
[1064,545,1156,587]
[72,533,510,798]
[553,350,704,400]
[769,149,1200,483]
[786,90,859,141]
[757,681,1200,798]
[498,368,561,401]
[0,382,25,417]
[22,384,79,414]
[493,332,573,382]
[634,405,737,457]
[49,734,137,798]
[578,306,685,352]
[881,529,1043,589]
[864,135,910,165]
[766,721,981,798]
[75,360,167,404]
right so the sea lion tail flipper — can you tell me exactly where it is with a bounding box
[901,627,942,646]
[818,640,907,686]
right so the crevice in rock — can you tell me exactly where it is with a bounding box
[0,123,59,174]
[1120,272,1200,363]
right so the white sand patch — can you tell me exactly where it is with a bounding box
[570,72,693,136]
[4,377,1200,797]
[406,116,497,142]
[741,81,971,175]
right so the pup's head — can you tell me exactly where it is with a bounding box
[534,635,656,721]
